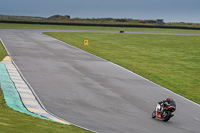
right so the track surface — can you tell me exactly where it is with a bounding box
[1,29,200,133]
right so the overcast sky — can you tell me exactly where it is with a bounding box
[1,0,200,23]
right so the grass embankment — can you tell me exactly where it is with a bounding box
[0,42,91,133]
[44,32,200,104]
[1,23,200,34]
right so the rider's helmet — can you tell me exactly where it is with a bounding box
[166,96,173,102]
[166,96,176,108]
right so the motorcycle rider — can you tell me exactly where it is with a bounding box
[158,96,175,115]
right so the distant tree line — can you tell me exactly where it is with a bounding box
[1,14,199,27]
[51,17,158,24]
[0,14,158,24]
[48,15,70,20]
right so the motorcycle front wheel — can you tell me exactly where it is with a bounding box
[152,110,156,118]
[162,111,171,122]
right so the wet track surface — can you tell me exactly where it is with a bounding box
[0,29,200,133]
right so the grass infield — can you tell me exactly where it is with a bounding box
[44,32,200,104]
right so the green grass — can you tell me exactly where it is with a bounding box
[44,32,200,104]
[0,41,6,61]
[0,42,91,133]
[1,22,200,34]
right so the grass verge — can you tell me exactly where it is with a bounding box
[1,22,200,34]
[0,42,91,133]
[0,41,6,61]
[44,32,200,104]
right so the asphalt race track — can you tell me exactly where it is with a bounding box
[0,29,200,133]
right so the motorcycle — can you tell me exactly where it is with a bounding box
[152,101,176,122]
[119,29,124,33]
